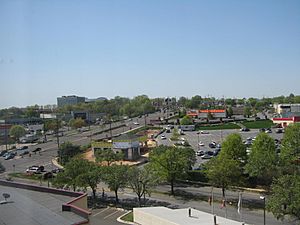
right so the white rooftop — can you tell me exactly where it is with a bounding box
[134,207,243,225]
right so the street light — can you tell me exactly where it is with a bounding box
[260,196,266,225]
[197,132,200,150]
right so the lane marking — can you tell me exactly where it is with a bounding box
[103,210,120,219]
[92,207,110,217]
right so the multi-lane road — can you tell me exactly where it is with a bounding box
[0,111,168,176]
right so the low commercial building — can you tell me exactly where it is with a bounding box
[272,116,300,128]
[57,95,86,107]
[274,103,300,117]
[133,207,243,225]
[187,109,226,119]
[92,135,141,161]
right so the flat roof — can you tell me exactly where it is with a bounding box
[134,207,242,225]
[0,185,85,225]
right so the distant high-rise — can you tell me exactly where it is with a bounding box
[57,95,85,107]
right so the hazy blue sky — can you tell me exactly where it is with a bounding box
[0,0,299,108]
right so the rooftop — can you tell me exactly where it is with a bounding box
[0,185,85,225]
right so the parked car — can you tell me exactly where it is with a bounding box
[265,128,272,133]
[16,145,28,150]
[198,142,205,146]
[26,165,44,174]
[200,131,209,134]
[196,150,205,156]
[0,150,8,157]
[275,128,283,133]
[133,122,139,125]
[240,128,250,132]
[19,150,29,156]
[5,152,16,160]
[209,142,216,148]
[52,168,64,173]
[161,135,166,140]
[201,154,212,159]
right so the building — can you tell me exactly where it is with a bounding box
[274,104,300,117]
[92,134,141,161]
[272,116,300,128]
[57,95,86,107]
[133,207,244,225]
[85,97,107,103]
[187,109,226,119]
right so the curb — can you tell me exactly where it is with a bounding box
[116,210,138,225]
[52,158,64,169]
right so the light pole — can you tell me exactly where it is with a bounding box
[197,132,200,150]
[260,196,266,225]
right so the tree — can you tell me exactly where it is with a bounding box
[9,125,26,142]
[44,119,62,133]
[180,115,193,125]
[53,158,90,191]
[127,165,158,206]
[77,162,102,199]
[149,146,196,195]
[226,107,233,118]
[243,106,252,118]
[219,133,247,162]
[245,133,278,185]
[69,118,86,129]
[206,156,243,198]
[267,174,300,221]
[0,162,5,173]
[58,142,81,165]
[102,164,129,203]
[95,149,124,166]
[279,123,300,174]
[207,112,214,120]
[171,128,180,141]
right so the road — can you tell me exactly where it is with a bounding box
[0,111,168,176]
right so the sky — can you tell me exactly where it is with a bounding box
[0,0,299,108]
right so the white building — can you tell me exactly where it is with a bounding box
[133,207,245,225]
[274,104,300,116]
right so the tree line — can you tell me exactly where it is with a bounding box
[204,123,300,221]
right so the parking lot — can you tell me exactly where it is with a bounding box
[89,207,126,225]
[156,127,284,169]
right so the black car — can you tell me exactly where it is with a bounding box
[0,150,8,157]
[240,128,250,132]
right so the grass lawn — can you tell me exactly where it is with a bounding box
[8,172,42,181]
[196,122,240,130]
[120,211,133,222]
[241,120,273,129]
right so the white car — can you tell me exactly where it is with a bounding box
[161,135,166,140]
[198,142,205,146]
[200,131,209,134]
[133,122,139,125]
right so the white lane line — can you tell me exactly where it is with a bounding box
[92,207,110,217]
[103,210,120,219]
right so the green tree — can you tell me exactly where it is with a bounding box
[243,106,252,118]
[58,142,81,165]
[206,156,243,198]
[102,164,129,203]
[207,112,214,120]
[267,174,300,221]
[279,123,300,174]
[69,118,86,129]
[44,119,62,133]
[127,165,158,206]
[227,107,233,118]
[9,125,26,142]
[77,162,102,199]
[219,133,247,162]
[171,128,180,141]
[95,149,124,166]
[245,133,278,185]
[53,158,90,191]
[149,146,196,195]
[180,115,193,125]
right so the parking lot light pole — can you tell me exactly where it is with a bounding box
[260,196,266,225]
[197,132,200,150]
